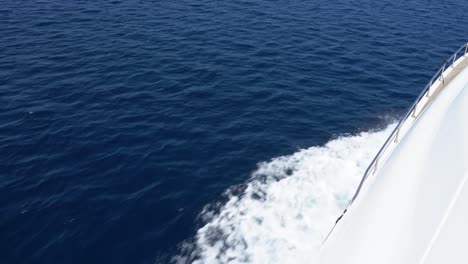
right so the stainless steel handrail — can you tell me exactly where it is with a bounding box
[351,43,468,203]
[323,42,468,243]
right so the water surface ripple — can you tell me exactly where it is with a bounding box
[0,0,466,263]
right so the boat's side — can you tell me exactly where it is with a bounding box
[320,45,468,264]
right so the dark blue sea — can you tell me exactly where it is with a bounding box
[1,0,467,263]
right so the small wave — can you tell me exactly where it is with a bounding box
[175,124,395,264]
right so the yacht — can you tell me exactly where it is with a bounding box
[321,43,468,264]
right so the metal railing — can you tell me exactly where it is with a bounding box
[323,42,468,243]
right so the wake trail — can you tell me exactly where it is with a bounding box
[175,124,395,264]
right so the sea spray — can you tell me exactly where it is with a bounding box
[175,124,395,264]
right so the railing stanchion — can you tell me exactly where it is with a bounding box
[440,64,446,86]
[373,158,379,175]
[394,127,400,143]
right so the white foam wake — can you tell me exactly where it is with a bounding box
[176,124,395,264]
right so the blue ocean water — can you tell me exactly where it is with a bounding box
[1,0,466,263]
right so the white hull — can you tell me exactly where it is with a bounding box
[321,44,468,264]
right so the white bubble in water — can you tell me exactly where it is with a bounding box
[175,124,395,264]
